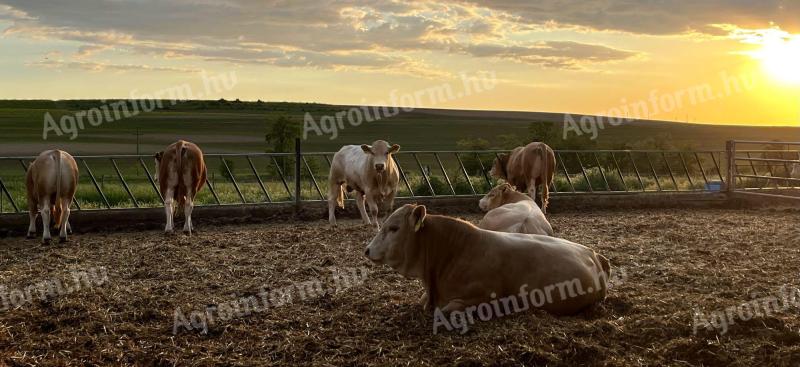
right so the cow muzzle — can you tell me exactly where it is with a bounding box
[374,163,385,172]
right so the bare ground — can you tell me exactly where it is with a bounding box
[1,208,800,366]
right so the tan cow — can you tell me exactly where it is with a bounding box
[490,142,556,213]
[155,140,207,234]
[365,204,609,316]
[478,183,554,236]
[328,140,400,228]
[25,150,79,244]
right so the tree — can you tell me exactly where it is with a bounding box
[265,115,302,174]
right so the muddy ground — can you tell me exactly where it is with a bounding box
[1,208,800,366]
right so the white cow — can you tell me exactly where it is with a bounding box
[25,150,79,244]
[328,140,400,228]
[478,183,554,236]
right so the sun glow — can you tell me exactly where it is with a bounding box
[751,33,800,85]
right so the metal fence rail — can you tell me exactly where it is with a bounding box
[5,140,787,215]
[727,140,800,201]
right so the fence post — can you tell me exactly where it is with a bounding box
[726,140,735,194]
[294,138,302,213]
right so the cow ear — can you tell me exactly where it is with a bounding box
[154,152,162,161]
[389,144,400,154]
[411,205,426,232]
[361,144,373,154]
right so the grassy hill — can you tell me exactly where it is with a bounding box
[0,99,798,156]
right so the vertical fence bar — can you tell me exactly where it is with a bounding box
[434,153,456,195]
[710,152,724,183]
[221,157,246,204]
[111,158,139,208]
[744,152,764,189]
[610,152,628,192]
[592,152,611,191]
[247,156,271,203]
[661,153,679,191]
[271,156,293,200]
[392,155,415,198]
[302,156,325,200]
[454,153,476,195]
[627,152,645,191]
[726,141,735,194]
[0,176,19,212]
[556,153,576,193]
[81,159,111,209]
[645,153,662,191]
[476,153,492,190]
[413,153,435,196]
[693,153,709,188]
[575,152,593,192]
[677,153,694,190]
[294,138,301,208]
[139,158,163,204]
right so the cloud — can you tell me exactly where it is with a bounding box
[27,59,202,73]
[0,0,658,75]
[451,0,800,35]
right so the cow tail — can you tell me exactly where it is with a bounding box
[53,150,63,226]
[336,183,345,209]
[539,144,551,213]
[175,140,186,210]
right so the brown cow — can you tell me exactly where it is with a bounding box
[478,183,554,236]
[490,142,555,213]
[26,150,79,244]
[365,204,610,317]
[328,140,400,228]
[155,140,207,234]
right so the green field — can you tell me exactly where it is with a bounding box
[1,99,797,213]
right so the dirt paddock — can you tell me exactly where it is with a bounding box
[1,207,800,366]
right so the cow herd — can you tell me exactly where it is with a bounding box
[24,139,610,318]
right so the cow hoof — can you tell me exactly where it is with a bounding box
[41,239,51,246]
[164,230,174,235]
[59,236,68,243]
[26,232,35,240]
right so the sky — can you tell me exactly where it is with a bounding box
[0,0,799,126]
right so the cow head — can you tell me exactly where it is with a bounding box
[365,204,426,271]
[490,153,510,180]
[361,140,400,173]
[478,183,517,211]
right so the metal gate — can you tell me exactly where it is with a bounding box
[727,140,800,201]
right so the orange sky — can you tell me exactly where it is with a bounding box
[0,1,798,125]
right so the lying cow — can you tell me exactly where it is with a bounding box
[478,183,553,236]
[328,140,400,228]
[491,142,556,213]
[365,204,610,316]
[25,150,79,244]
[155,140,207,234]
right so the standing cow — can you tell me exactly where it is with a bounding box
[490,142,556,213]
[26,150,79,244]
[155,140,207,235]
[328,140,400,228]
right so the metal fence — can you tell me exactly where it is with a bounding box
[2,139,795,214]
[727,140,800,201]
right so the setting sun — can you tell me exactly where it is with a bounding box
[752,34,800,84]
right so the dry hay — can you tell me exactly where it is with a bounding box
[1,208,800,366]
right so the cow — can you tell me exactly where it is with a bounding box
[365,204,610,316]
[155,140,207,235]
[25,150,79,244]
[328,140,400,229]
[490,142,556,213]
[478,183,554,236]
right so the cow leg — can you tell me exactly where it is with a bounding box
[26,208,37,239]
[355,191,371,225]
[66,220,73,235]
[441,299,467,313]
[164,188,175,233]
[328,182,342,226]
[528,181,540,212]
[58,198,71,243]
[367,197,380,229]
[40,198,52,244]
[183,195,194,235]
